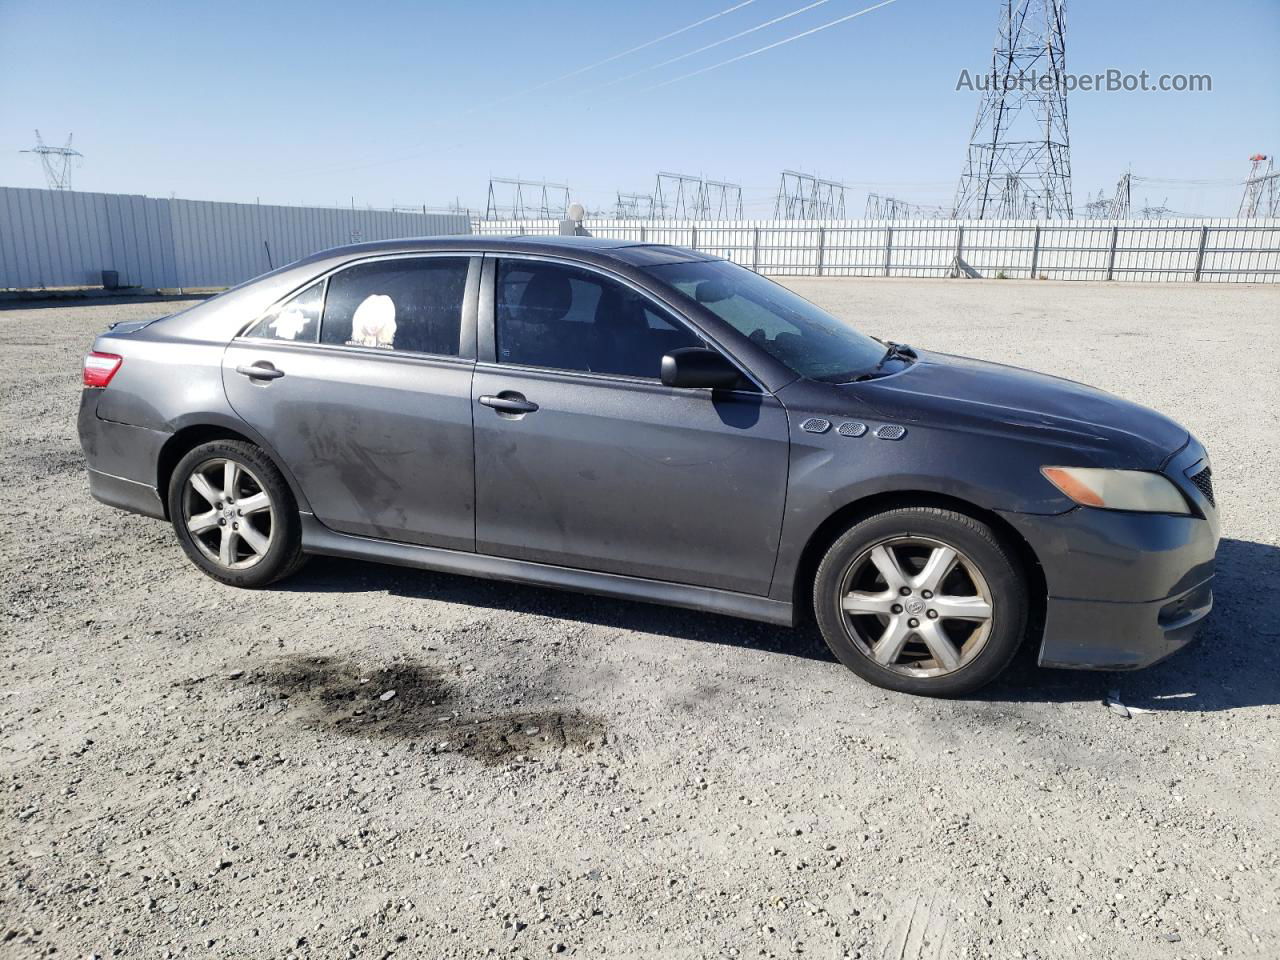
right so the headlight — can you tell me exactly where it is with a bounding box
[1041,467,1190,514]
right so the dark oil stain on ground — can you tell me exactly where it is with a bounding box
[251,655,605,767]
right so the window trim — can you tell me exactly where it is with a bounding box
[478,253,766,394]
[234,253,481,361]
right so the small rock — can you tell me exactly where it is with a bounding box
[379,690,396,702]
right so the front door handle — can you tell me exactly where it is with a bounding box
[236,363,285,381]
[479,393,538,414]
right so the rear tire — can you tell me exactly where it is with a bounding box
[167,439,306,588]
[813,506,1027,697]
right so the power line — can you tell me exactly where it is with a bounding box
[1133,175,1250,187]
[642,0,903,91]
[288,2,760,180]
[597,0,842,90]
[531,0,759,90]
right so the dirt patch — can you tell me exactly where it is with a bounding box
[251,654,606,764]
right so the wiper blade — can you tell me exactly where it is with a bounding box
[882,341,916,363]
[850,342,916,382]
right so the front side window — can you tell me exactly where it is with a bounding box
[320,257,468,356]
[245,281,324,342]
[495,260,702,378]
[644,259,888,383]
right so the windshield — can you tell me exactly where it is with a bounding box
[644,259,888,382]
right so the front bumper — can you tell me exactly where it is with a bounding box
[1037,576,1213,670]
[1000,491,1219,671]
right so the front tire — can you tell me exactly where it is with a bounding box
[167,439,306,588]
[813,507,1027,697]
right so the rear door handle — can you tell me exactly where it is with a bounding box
[479,394,538,414]
[236,363,285,381]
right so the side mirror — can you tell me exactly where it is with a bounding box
[661,347,741,390]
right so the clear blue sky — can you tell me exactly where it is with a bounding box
[2,0,1277,216]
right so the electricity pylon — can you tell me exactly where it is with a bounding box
[953,0,1073,219]
[20,130,83,190]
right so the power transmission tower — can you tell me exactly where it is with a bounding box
[20,130,83,190]
[1110,172,1131,218]
[655,173,698,218]
[1082,173,1131,218]
[953,0,1072,219]
[774,171,847,219]
[1081,190,1109,218]
[615,192,655,219]
[1138,196,1172,219]
[1239,154,1279,217]
[703,179,744,219]
[864,193,948,219]
[484,178,571,220]
[654,173,742,219]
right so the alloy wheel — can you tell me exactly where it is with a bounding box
[838,536,994,678]
[182,458,275,569]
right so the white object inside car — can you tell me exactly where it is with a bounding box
[349,294,397,348]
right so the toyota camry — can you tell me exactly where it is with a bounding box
[78,236,1218,696]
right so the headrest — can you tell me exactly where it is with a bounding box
[594,286,646,332]
[514,271,573,325]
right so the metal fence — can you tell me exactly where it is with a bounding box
[0,186,471,291]
[5,190,1275,289]
[474,217,1280,283]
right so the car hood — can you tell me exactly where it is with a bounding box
[853,349,1188,469]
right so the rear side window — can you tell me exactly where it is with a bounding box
[245,281,324,342]
[320,257,468,356]
[495,260,702,378]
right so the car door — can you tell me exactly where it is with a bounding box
[471,255,790,596]
[221,254,479,551]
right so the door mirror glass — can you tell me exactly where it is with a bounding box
[660,347,741,390]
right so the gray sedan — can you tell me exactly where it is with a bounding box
[78,236,1218,696]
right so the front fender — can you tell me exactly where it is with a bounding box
[767,380,1076,602]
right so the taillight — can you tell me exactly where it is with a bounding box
[83,352,123,388]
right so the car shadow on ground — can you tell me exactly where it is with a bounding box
[276,537,1278,714]
[280,557,838,663]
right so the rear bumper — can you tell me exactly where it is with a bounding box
[999,500,1219,671]
[87,468,166,520]
[78,390,169,520]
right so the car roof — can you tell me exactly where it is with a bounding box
[299,234,719,269]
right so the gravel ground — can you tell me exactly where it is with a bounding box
[2,279,1278,960]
